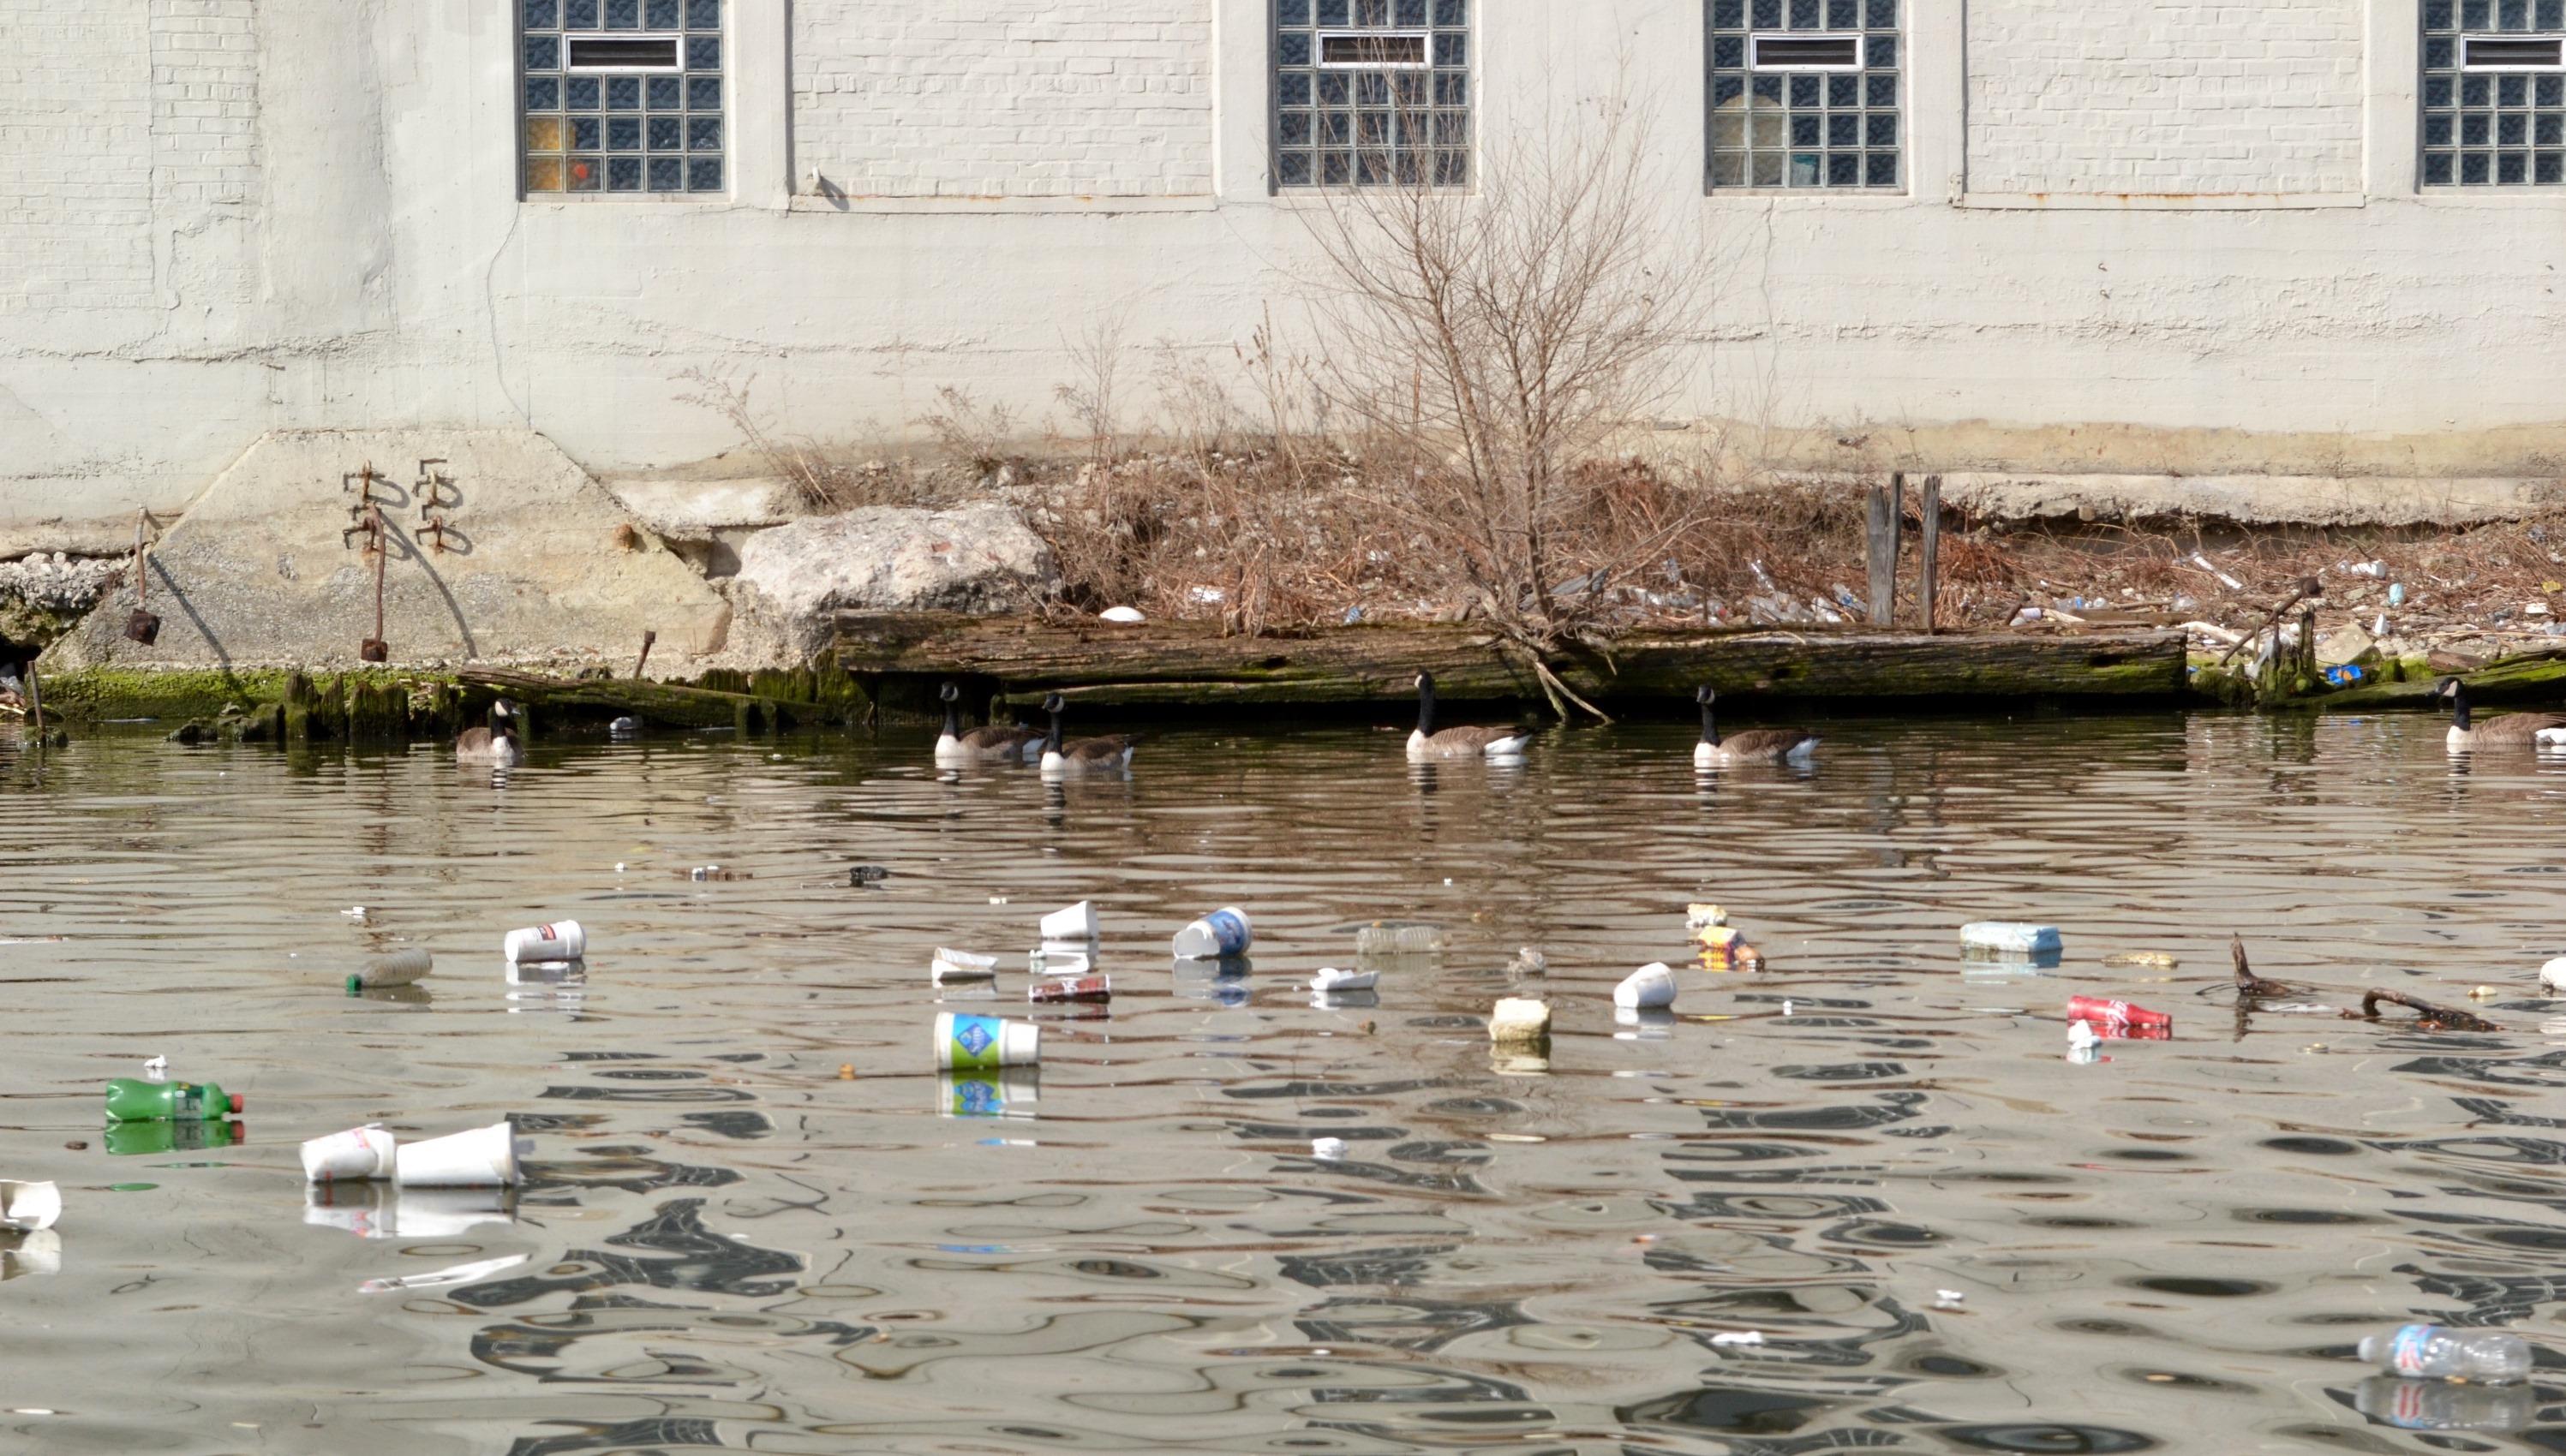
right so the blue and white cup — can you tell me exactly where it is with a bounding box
[934,1011,1042,1070]
[1172,906,1253,961]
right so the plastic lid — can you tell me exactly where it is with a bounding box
[228,1093,244,1114]
[1002,1021,1042,1064]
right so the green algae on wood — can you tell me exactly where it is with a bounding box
[833,612,2187,707]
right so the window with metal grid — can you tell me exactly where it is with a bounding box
[520,0,724,196]
[1273,0,1471,188]
[2422,0,2566,186]
[1708,0,1900,191]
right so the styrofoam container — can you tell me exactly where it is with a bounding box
[503,920,586,964]
[302,1124,396,1183]
[1489,997,1552,1045]
[932,948,998,984]
[392,1120,523,1187]
[1614,963,1678,1009]
[1039,902,1098,942]
[1173,907,1253,960]
[1960,922,2062,956]
[0,1180,61,1232]
[1311,967,1378,993]
[2540,957,2566,992]
[935,1011,1042,1070]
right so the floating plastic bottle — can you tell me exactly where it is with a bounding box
[2354,1375,2534,1431]
[105,1077,240,1121]
[346,948,433,994]
[2066,994,2173,1031]
[1355,921,1444,958]
[2359,1325,2532,1384]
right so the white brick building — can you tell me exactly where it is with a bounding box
[4,0,2565,548]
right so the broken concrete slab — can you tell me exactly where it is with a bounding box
[728,504,1057,662]
[1935,473,2566,528]
[43,431,730,672]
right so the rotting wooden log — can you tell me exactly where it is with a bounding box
[458,668,794,731]
[1917,474,1941,635]
[832,612,2186,708]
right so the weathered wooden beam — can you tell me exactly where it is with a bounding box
[458,668,789,730]
[834,612,2185,707]
[1917,474,1941,635]
[1866,475,1900,627]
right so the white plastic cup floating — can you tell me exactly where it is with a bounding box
[1039,901,1098,942]
[0,1180,62,1232]
[301,1125,396,1184]
[393,1121,523,1187]
[2539,957,2566,993]
[1614,963,1679,1010]
[935,1011,1042,1071]
[1173,907,1253,961]
[504,920,586,964]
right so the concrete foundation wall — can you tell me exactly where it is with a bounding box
[1,0,2560,550]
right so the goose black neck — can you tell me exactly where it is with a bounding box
[1700,700,1719,747]
[942,695,961,738]
[2452,685,2472,731]
[1417,679,1437,737]
[1045,707,1063,754]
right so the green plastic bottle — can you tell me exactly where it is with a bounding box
[104,1118,245,1156]
[104,1078,242,1121]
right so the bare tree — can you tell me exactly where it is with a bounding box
[1296,90,1710,716]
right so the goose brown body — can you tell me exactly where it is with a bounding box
[1405,673,1534,761]
[2438,677,2566,750]
[1692,686,1817,766]
[457,700,524,767]
[936,681,1044,763]
[1038,693,1139,776]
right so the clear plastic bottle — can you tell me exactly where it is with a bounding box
[1355,922,1444,958]
[2359,1326,2532,1384]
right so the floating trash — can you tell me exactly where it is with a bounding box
[1489,997,1552,1047]
[1173,906,1253,961]
[0,1182,61,1232]
[1040,902,1098,942]
[392,1121,523,1188]
[936,1011,1041,1070]
[1613,963,1678,1010]
[503,921,585,964]
[346,948,432,994]
[358,1252,529,1295]
[302,1125,395,1184]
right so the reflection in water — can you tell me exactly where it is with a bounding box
[9,713,2566,1450]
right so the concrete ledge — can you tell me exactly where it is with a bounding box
[1936,473,2566,528]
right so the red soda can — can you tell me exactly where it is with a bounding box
[2067,994,2172,1030]
[1031,976,1111,1004]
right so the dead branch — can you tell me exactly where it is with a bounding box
[2354,988,2501,1034]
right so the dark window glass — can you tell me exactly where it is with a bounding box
[524,0,720,197]
[1710,0,1895,189]
[1275,0,1468,187]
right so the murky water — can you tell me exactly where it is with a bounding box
[6,708,2566,1453]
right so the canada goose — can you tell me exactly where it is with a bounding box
[2437,677,2566,750]
[1407,672,1534,761]
[935,681,1044,765]
[1038,692,1139,777]
[1693,685,1817,766]
[456,699,523,767]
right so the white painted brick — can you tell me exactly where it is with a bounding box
[793,0,1213,198]
[1968,2,2365,194]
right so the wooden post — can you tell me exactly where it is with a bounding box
[22,662,42,733]
[1917,474,1941,635]
[2299,606,2318,683]
[1865,474,1902,626]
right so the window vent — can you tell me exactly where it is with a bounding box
[565,34,682,72]
[2462,35,2566,69]
[1749,33,1863,71]
[1318,31,1430,69]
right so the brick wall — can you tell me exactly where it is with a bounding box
[150,0,261,207]
[0,0,155,312]
[793,1,1214,198]
[1966,2,2365,195]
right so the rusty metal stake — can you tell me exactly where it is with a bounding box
[633,629,657,680]
[123,508,159,646]
[359,502,389,662]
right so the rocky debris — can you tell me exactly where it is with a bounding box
[0,552,123,650]
[727,504,1058,660]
